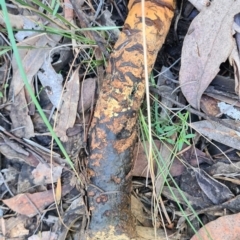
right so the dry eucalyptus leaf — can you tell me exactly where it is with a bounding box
[190,119,240,150]
[53,196,86,240]
[0,11,39,29]
[37,58,63,108]
[179,0,240,109]
[10,35,50,98]
[32,163,63,185]
[55,68,80,142]
[15,17,42,42]
[10,90,35,138]
[2,184,73,217]
[218,102,240,120]
[78,78,96,113]
[194,168,234,205]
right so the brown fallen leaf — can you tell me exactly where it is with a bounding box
[191,213,240,240]
[37,59,63,108]
[78,78,96,113]
[32,163,63,185]
[0,135,40,167]
[10,89,35,138]
[194,168,234,205]
[200,95,221,116]
[133,142,209,177]
[179,0,240,109]
[0,10,39,29]
[55,67,80,142]
[53,196,86,239]
[2,184,73,217]
[10,34,50,98]
[190,119,240,151]
[132,140,161,178]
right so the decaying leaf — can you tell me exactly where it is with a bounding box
[208,161,240,176]
[0,10,39,29]
[78,78,96,113]
[32,163,63,185]
[162,186,211,209]
[200,95,221,116]
[55,67,80,142]
[179,0,240,109]
[195,168,234,205]
[9,32,62,138]
[190,119,240,150]
[218,102,240,120]
[0,133,39,166]
[132,140,161,178]
[52,196,86,240]
[10,88,35,138]
[2,184,73,217]
[191,213,240,240]
[15,17,42,42]
[37,59,63,109]
[10,34,50,97]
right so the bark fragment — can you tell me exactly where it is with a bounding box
[87,0,175,239]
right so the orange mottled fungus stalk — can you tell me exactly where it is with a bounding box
[87,0,175,239]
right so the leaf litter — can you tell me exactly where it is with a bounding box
[2,0,240,239]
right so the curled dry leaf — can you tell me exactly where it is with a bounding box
[179,0,240,109]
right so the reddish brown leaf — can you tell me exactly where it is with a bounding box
[191,213,240,240]
[132,140,161,178]
[2,184,73,217]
